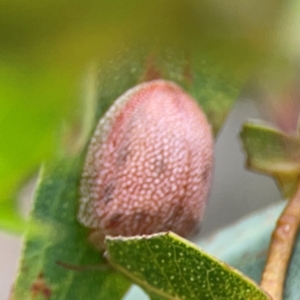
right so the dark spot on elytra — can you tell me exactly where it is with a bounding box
[134,212,148,220]
[171,201,184,220]
[103,183,115,204]
[107,213,122,228]
[154,158,165,175]
[117,146,130,165]
[201,165,210,183]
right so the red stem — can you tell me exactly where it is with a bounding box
[260,184,300,300]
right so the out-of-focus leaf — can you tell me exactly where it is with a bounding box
[0,64,77,233]
[0,1,281,64]
[240,120,300,198]
[12,158,131,300]
[198,202,300,300]
[106,232,270,300]
[0,200,27,234]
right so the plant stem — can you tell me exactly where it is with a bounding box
[260,184,300,300]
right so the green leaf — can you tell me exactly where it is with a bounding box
[125,203,300,300]
[0,200,27,234]
[240,120,300,198]
[0,64,78,233]
[106,232,270,300]
[12,157,131,300]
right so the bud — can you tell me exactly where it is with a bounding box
[78,79,213,247]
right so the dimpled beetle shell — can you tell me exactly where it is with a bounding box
[78,79,213,247]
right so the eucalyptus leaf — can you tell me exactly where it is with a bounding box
[12,158,131,300]
[240,120,300,198]
[106,232,270,300]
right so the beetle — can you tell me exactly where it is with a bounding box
[78,79,213,249]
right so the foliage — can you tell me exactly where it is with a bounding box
[241,121,300,198]
[13,157,271,300]
[12,158,131,300]
[107,232,269,300]
[2,1,299,299]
